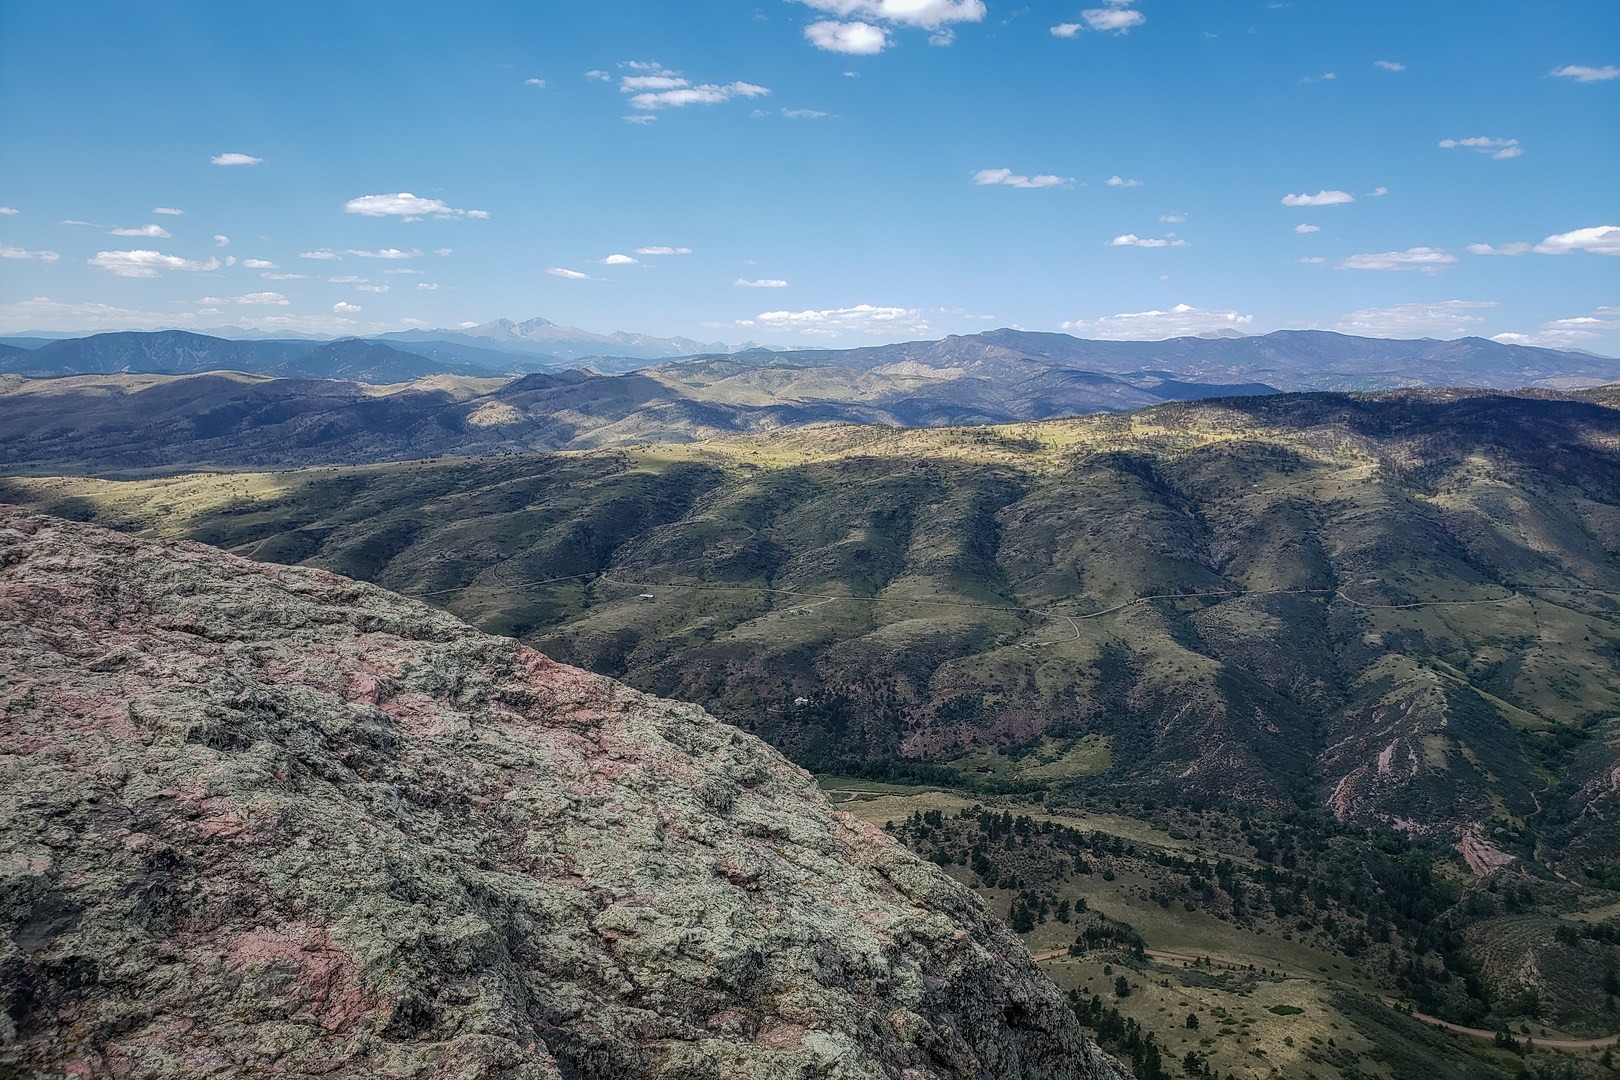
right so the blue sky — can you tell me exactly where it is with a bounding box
[1,1,1616,351]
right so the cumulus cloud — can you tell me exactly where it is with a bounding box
[88,250,221,277]
[213,292,290,306]
[1050,23,1081,37]
[736,278,789,287]
[301,250,342,260]
[1494,310,1620,348]
[631,81,768,109]
[524,77,546,87]
[349,248,423,259]
[1105,175,1143,188]
[1374,60,1406,72]
[1079,5,1146,33]
[1550,65,1619,82]
[328,276,366,284]
[1337,247,1456,272]
[434,248,452,256]
[597,254,640,265]
[635,246,692,256]
[343,193,489,221]
[1466,241,1532,256]
[1107,234,1187,248]
[547,267,599,280]
[585,69,611,81]
[333,302,361,313]
[240,258,276,269]
[1533,225,1620,256]
[1294,223,1321,234]
[0,246,59,261]
[1367,186,1389,197]
[1060,304,1252,340]
[1299,72,1337,83]
[738,303,930,337]
[211,152,263,166]
[1335,300,1496,337]
[780,107,831,119]
[791,0,985,29]
[261,272,306,280]
[0,207,18,215]
[973,168,1073,189]
[384,268,423,275]
[417,282,439,290]
[150,207,184,216]
[1439,136,1522,159]
[1282,190,1354,207]
[214,234,231,247]
[1159,212,1187,223]
[108,224,171,238]
[356,284,391,293]
[805,20,889,53]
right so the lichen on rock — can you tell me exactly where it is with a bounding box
[0,507,1125,1080]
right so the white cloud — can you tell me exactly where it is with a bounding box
[973,168,1073,189]
[417,282,439,290]
[349,247,423,259]
[1466,241,1532,256]
[434,248,453,256]
[1294,223,1320,234]
[214,234,231,247]
[0,246,59,261]
[790,0,985,29]
[1367,186,1389,197]
[356,284,391,293]
[1298,257,1327,264]
[623,114,659,125]
[1337,247,1456,272]
[1080,6,1146,33]
[524,77,546,87]
[217,292,290,306]
[0,207,18,215]
[1299,72,1337,83]
[1105,175,1143,188]
[384,268,423,275]
[151,207,184,215]
[108,224,171,238]
[739,303,929,337]
[1374,60,1406,72]
[333,302,362,313]
[1050,23,1081,37]
[929,28,955,45]
[1060,304,1252,340]
[61,219,96,227]
[301,249,342,260]
[1159,212,1187,223]
[621,74,689,91]
[1493,309,1620,348]
[585,69,611,81]
[547,267,599,280]
[598,253,640,265]
[805,20,889,53]
[328,276,365,284]
[635,246,692,256]
[1282,189,1354,207]
[240,258,276,269]
[1439,136,1522,159]
[261,272,306,280]
[736,278,789,287]
[1107,234,1187,248]
[781,107,831,119]
[88,250,221,277]
[0,296,377,335]
[1550,65,1619,83]
[1533,225,1620,256]
[211,152,263,166]
[1335,300,1495,337]
[343,192,489,221]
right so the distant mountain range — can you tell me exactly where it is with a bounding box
[4,324,1615,392]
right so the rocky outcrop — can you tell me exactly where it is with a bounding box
[0,507,1124,1080]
